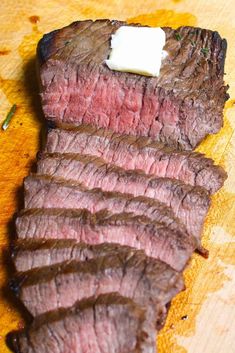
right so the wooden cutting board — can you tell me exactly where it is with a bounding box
[0,0,234,352]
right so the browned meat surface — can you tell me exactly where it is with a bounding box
[38,20,228,150]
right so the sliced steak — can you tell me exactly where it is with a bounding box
[38,19,228,150]
[13,240,145,273]
[12,240,172,330]
[11,248,183,321]
[16,209,197,271]
[11,239,170,273]
[24,174,188,237]
[12,239,77,272]
[10,293,156,353]
[45,125,227,194]
[37,153,210,241]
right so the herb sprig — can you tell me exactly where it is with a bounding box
[175,33,182,41]
[2,104,17,131]
[189,39,196,46]
[201,47,209,56]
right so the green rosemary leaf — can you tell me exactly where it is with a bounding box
[175,33,182,41]
[201,47,209,56]
[2,104,17,131]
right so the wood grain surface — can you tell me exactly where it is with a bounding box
[0,0,234,352]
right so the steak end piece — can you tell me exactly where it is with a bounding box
[9,293,157,353]
[37,19,228,150]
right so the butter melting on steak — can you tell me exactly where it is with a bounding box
[37,19,228,150]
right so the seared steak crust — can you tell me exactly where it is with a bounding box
[38,19,228,150]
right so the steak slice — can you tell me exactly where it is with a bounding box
[45,125,227,194]
[11,241,172,330]
[13,240,144,272]
[9,293,156,353]
[37,153,210,241]
[37,19,228,150]
[11,239,170,273]
[11,247,183,320]
[12,239,77,272]
[24,174,188,237]
[16,209,197,271]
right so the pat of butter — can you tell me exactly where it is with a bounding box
[106,26,166,77]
